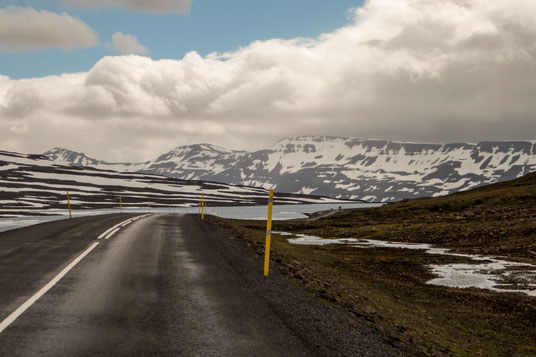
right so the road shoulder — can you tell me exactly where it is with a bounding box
[203,215,410,356]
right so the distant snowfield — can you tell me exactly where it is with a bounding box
[281,233,536,297]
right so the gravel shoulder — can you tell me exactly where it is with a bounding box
[215,173,536,356]
[203,215,414,356]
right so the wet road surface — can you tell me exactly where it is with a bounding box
[0,213,403,356]
[0,214,314,355]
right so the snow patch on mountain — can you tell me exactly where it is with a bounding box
[1,149,346,216]
[44,136,536,202]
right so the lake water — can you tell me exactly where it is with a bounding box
[0,202,382,233]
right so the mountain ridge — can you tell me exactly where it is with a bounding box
[0,149,347,217]
[44,136,536,202]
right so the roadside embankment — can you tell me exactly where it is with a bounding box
[208,172,536,356]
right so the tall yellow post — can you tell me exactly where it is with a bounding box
[264,189,274,276]
[67,191,72,219]
[120,196,123,214]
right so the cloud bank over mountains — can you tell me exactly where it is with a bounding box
[1,0,536,161]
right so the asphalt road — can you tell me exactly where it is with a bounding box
[0,213,403,356]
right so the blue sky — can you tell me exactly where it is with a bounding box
[1,0,363,78]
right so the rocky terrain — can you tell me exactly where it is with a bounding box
[45,136,536,202]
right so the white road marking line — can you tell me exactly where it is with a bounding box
[120,220,133,227]
[104,227,120,240]
[0,242,100,335]
[97,226,116,240]
[0,214,153,334]
[96,214,147,239]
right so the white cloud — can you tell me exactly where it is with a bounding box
[0,6,97,51]
[1,0,536,161]
[107,32,148,55]
[62,0,192,14]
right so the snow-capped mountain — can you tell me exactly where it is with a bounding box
[44,136,536,202]
[45,147,151,172]
[0,149,344,217]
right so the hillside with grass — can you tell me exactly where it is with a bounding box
[279,171,536,263]
[214,172,536,356]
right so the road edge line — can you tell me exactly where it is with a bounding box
[96,215,148,239]
[0,242,100,334]
[104,228,120,240]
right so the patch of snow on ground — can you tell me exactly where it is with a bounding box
[0,164,19,171]
[427,262,536,296]
[281,233,536,297]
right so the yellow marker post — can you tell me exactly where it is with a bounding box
[201,193,205,220]
[120,196,123,214]
[264,189,274,276]
[66,191,72,219]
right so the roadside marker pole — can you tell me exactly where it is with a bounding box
[201,193,205,220]
[264,189,274,276]
[66,191,72,219]
[120,196,123,214]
